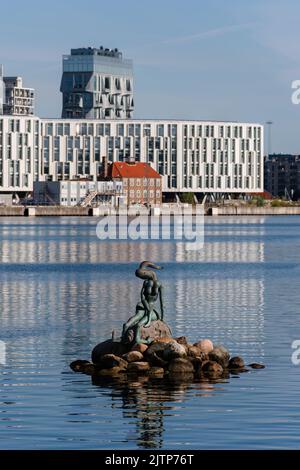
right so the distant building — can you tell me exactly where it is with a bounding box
[264,154,300,199]
[3,75,35,116]
[105,161,162,206]
[33,179,123,206]
[60,47,134,119]
[0,65,4,115]
[0,116,263,197]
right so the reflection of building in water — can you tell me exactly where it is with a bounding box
[168,277,264,358]
[0,217,266,265]
[0,217,265,362]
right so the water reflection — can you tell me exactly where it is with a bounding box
[89,373,229,449]
[0,216,269,449]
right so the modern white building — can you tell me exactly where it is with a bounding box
[0,116,263,196]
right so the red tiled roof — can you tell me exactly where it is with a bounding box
[111,162,161,179]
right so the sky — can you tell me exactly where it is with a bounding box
[0,0,300,153]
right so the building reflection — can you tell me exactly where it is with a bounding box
[0,217,266,448]
[0,216,266,363]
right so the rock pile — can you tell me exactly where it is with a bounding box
[70,336,265,380]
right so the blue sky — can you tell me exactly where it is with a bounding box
[1,0,300,153]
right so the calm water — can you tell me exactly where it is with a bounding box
[0,215,299,449]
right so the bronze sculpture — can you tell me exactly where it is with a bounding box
[121,261,165,345]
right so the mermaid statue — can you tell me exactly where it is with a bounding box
[121,261,165,345]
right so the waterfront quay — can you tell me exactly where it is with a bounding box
[1,204,300,216]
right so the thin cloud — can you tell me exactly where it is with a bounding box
[163,22,257,45]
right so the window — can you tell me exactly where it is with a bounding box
[157,125,164,137]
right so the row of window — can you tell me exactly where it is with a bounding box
[182,176,261,189]
[125,189,161,198]
[123,178,161,187]
[183,124,262,139]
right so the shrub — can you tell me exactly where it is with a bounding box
[181,192,194,204]
[271,199,289,207]
[255,196,265,207]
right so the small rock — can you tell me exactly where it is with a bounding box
[163,342,186,361]
[187,345,202,358]
[83,363,97,375]
[209,345,230,368]
[70,360,91,372]
[147,352,168,368]
[92,340,129,363]
[97,366,125,376]
[131,343,148,354]
[148,367,165,377]
[202,361,223,375]
[248,363,265,369]
[191,354,209,373]
[228,356,245,369]
[122,351,144,363]
[146,341,172,366]
[155,336,176,344]
[168,358,194,374]
[176,336,188,346]
[127,361,151,373]
[194,339,214,354]
[97,354,128,370]
[146,341,171,356]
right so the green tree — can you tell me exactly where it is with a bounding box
[181,193,194,204]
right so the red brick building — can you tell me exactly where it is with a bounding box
[109,161,162,206]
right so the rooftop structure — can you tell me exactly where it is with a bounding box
[3,74,35,116]
[60,47,134,120]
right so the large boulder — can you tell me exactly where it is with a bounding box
[202,361,223,376]
[137,320,172,344]
[194,339,214,354]
[92,339,129,364]
[162,342,186,361]
[168,358,194,374]
[209,345,230,368]
[145,340,171,367]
